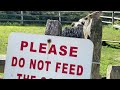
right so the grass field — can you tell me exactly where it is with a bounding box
[102,25,120,41]
[100,25,120,77]
[0,25,120,78]
[0,26,45,54]
[0,73,3,77]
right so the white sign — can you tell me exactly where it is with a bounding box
[4,32,94,79]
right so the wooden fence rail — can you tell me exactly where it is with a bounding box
[100,11,120,29]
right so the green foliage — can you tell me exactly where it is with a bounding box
[0,11,90,25]
[0,22,21,26]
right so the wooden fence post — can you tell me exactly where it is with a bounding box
[76,11,102,79]
[21,11,23,24]
[58,11,61,22]
[112,11,114,25]
[90,15,102,79]
[0,60,5,73]
[106,65,120,79]
[0,55,6,73]
[45,19,62,36]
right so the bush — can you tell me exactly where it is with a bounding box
[0,22,21,26]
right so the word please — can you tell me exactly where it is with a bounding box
[20,41,78,57]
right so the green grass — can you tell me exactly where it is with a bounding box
[102,25,120,41]
[0,25,120,78]
[100,43,120,77]
[100,25,120,77]
[0,26,46,54]
[0,73,4,78]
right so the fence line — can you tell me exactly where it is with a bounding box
[0,11,90,24]
[0,11,120,27]
[100,11,120,26]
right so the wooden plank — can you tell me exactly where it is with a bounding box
[114,11,120,14]
[102,40,120,43]
[0,60,5,73]
[102,21,112,24]
[0,55,6,73]
[106,65,120,79]
[100,16,112,19]
[114,17,120,20]
[102,11,113,13]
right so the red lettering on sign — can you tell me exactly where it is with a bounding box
[17,73,22,79]
[39,43,47,53]
[48,44,57,55]
[11,57,17,66]
[69,64,75,75]
[62,63,68,74]
[29,59,36,69]
[19,41,79,57]
[20,41,28,51]
[19,58,25,68]
[24,74,29,79]
[69,46,78,57]
[45,61,51,71]
[29,59,51,71]
[11,56,25,68]
[77,65,83,76]
[30,42,37,52]
[55,62,83,76]
[41,77,46,79]
[41,77,53,79]
[17,73,36,79]
[59,45,67,56]
[31,76,36,79]
[38,60,44,70]
[55,62,61,72]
